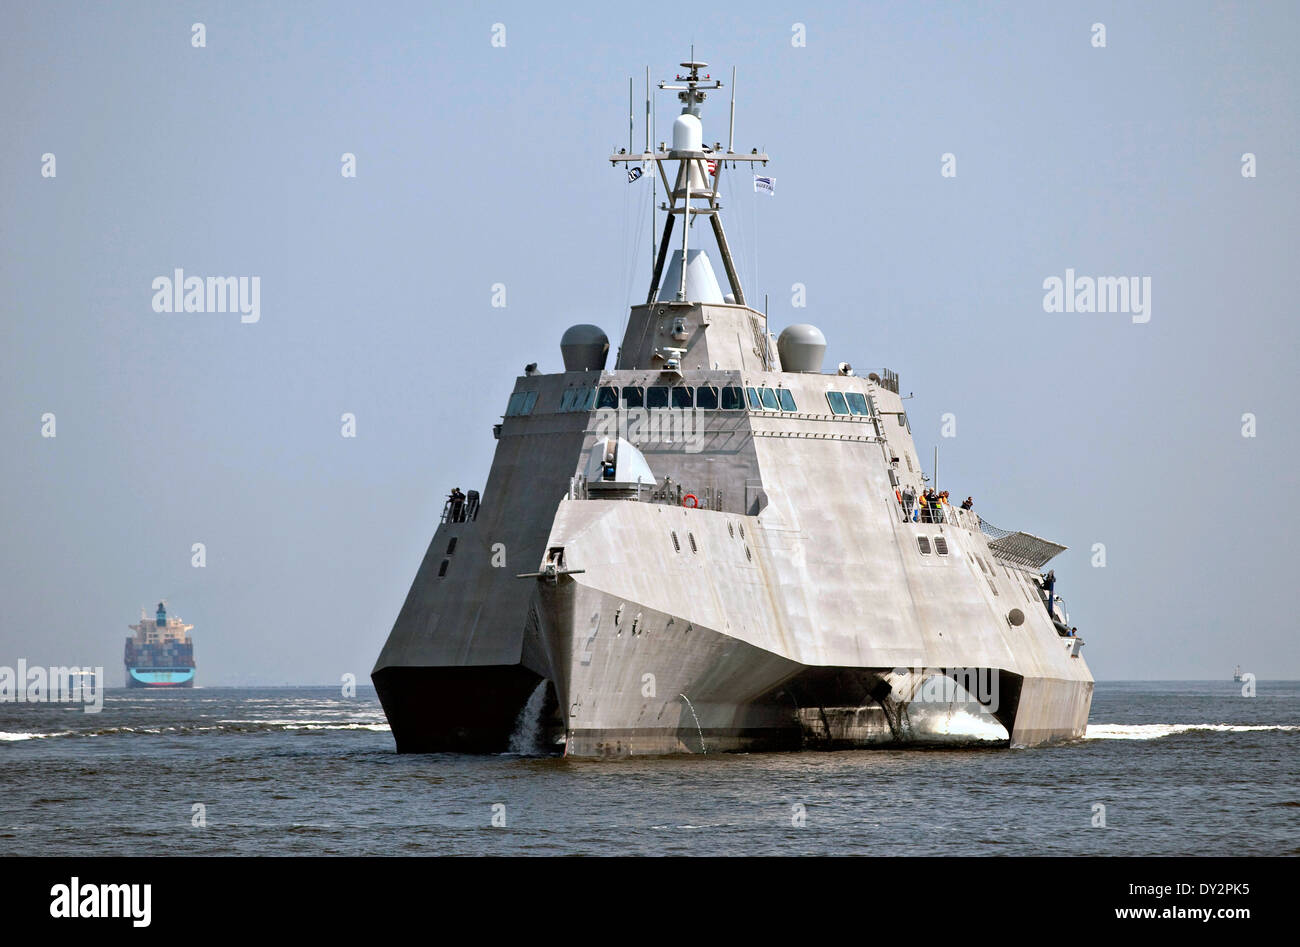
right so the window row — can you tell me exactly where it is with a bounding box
[504,390,539,417]
[597,385,799,412]
[824,390,875,417]
[509,383,834,417]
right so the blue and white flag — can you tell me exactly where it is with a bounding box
[627,166,643,183]
[753,175,775,195]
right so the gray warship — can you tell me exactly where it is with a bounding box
[373,59,1093,756]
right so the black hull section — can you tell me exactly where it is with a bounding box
[372,665,543,753]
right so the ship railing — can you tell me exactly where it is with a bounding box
[570,475,731,512]
[893,499,981,531]
[440,489,481,525]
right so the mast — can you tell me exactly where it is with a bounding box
[647,66,655,277]
[609,57,769,308]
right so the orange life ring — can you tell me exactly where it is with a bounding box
[682,494,699,508]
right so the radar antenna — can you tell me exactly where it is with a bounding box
[610,56,769,307]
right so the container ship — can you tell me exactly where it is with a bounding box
[125,601,196,687]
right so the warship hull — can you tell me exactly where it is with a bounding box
[373,365,1094,757]
[372,56,1094,756]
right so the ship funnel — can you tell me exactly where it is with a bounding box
[777,324,827,373]
[659,249,724,304]
[560,324,609,372]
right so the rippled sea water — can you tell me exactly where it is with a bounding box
[2,681,1295,856]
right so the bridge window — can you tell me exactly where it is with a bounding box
[846,392,870,416]
[647,387,670,408]
[745,387,761,410]
[696,386,719,409]
[596,386,619,409]
[759,388,780,411]
[622,386,644,408]
[721,386,744,410]
[777,388,797,412]
[826,391,849,415]
[505,390,538,417]
[560,388,594,412]
[671,386,694,409]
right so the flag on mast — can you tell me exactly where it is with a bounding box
[753,175,775,195]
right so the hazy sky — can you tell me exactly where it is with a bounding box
[2,1,1297,684]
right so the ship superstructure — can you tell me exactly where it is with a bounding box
[373,58,1093,755]
[125,601,196,688]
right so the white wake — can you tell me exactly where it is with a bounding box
[1085,723,1299,740]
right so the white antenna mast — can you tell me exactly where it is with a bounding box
[609,55,769,307]
[727,66,736,154]
[647,66,655,275]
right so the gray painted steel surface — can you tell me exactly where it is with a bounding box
[372,58,1093,755]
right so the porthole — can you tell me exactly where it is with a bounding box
[728,522,735,539]
[934,536,948,556]
[671,531,680,553]
[917,536,932,555]
[745,545,752,562]
[446,538,457,555]
[438,559,450,577]
[688,533,698,553]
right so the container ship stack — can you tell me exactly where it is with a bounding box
[125,601,196,687]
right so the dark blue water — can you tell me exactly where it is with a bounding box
[2,681,1295,855]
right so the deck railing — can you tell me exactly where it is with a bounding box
[894,498,981,531]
